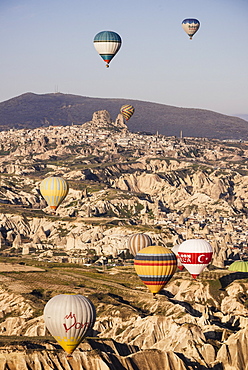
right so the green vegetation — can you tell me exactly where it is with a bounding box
[207,279,224,303]
[0,150,10,155]
[0,205,46,219]
[57,225,70,237]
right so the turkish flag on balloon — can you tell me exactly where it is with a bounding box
[178,239,213,279]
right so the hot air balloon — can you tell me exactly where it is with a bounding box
[172,245,184,271]
[228,261,248,273]
[93,31,122,67]
[44,294,96,356]
[182,18,200,39]
[120,105,135,121]
[178,239,213,279]
[127,233,152,257]
[40,176,69,212]
[134,245,177,295]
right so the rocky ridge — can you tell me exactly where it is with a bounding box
[0,92,247,139]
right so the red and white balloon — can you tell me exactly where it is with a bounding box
[178,239,213,279]
[172,244,184,271]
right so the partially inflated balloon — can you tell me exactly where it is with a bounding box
[120,105,135,121]
[134,245,177,295]
[127,233,152,257]
[172,245,184,271]
[40,176,69,211]
[178,239,213,279]
[228,261,248,273]
[44,294,96,355]
[93,31,121,67]
[182,19,200,39]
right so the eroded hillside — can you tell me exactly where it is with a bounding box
[1,110,248,369]
[0,262,248,369]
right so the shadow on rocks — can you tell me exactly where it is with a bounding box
[160,290,202,318]
[176,352,224,370]
[86,338,140,357]
[219,272,248,289]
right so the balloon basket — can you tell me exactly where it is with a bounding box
[66,354,73,360]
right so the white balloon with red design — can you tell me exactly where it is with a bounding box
[172,244,184,271]
[178,239,213,279]
[44,294,96,355]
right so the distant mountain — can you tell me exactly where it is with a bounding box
[0,92,247,140]
[234,114,248,122]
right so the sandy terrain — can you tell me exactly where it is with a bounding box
[0,263,45,272]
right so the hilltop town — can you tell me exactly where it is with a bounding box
[1,110,248,369]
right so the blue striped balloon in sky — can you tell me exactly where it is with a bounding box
[134,245,177,295]
[40,176,69,212]
[93,31,122,68]
[182,19,200,39]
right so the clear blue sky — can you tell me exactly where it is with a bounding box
[0,0,247,117]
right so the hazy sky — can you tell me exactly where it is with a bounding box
[0,0,247,117]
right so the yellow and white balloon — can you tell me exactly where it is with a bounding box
[44,294,96,355]
[40,176,69,212]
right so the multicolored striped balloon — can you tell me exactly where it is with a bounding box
[40,176,69,211]
[178,239,213,279]
[172,244,184,271]
[120,105,135,121]
[127,233,152,257]
[93,31,122,67]
[134,245,177,295]
[182,18,200,39]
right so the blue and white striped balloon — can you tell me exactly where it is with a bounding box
[93,31,122,67]
[182,19,200,39]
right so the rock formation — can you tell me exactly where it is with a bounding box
[0,110,248,368]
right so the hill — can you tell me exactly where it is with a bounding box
[0,92,247,139]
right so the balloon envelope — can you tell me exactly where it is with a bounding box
[171,245,184,271]
[120,105,135,121]
[40,176,69,211]
[128,233,152,257]
[93,31,121,67]
[182,19,200,39]
[178,239,213,279]
[134,245,177,295]
[228,261,248,273]
[44,294,96,355]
